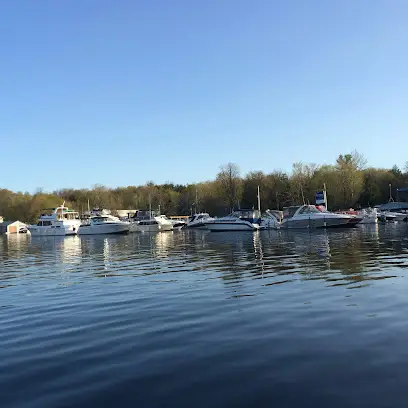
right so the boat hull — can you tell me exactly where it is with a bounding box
[185,222,208,229]
[379,212,407,222]
[130,223,173,233]
[28,225,80,236]
[206,221,259,231]
[282,216,358,229]
[78,223,130,235]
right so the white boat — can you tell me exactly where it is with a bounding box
[375,201,408,222]
[357,208,378,224]
[129,210,173,232]
[167,217,187,230]
[262,205,361,229]
[78,214,130,235]
[185,213,215,229]
[378,211,407,222]
[205,209,262,231]
[28,204,81,236]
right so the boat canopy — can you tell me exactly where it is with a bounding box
[376,202,408,210]
[283,205,320,218]
[230,209,261,219]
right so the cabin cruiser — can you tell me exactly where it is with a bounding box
[185,213,215,229]
[262,205,361,229]
[205,209,262,231]
[78,213,130,235]
[129,210,173,232]
[28,204,81,236]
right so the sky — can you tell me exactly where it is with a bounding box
[1,0,408,193]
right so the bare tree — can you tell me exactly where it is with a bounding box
[216,163,242,212]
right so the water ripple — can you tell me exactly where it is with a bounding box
[2,226,408,407]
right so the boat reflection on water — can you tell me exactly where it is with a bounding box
[154,231,173,258]
[5,233,31,254]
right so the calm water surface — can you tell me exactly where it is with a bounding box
[2,225,408,407]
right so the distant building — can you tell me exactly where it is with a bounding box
[0,220,28,234]
[116,209,137,218]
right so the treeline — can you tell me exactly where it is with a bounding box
[1,151,408,223]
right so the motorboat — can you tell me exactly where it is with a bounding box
[263,205,361,229]
[167,217,188,230]
[185,213,215,229]
[260,210,283,229]
[334,208,377,225]
[28,204,81,236]
[78,213,130,235]
[375,201,408,222]
[129,210,173,232]
[357,208,378,224]
[378,211,407,222]
[205,209,262,231]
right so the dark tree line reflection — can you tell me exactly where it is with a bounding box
[1,224,408,289]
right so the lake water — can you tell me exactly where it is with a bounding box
[2,225,408,408]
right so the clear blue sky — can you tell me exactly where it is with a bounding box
[1,0,407,193]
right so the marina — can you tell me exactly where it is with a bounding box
[5,186,408,238]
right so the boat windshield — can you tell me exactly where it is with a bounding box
[92,217,109,223]
[298,205,321,214]
[230,210,261,219]
[283,206,301,218]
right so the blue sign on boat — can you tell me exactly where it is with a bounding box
[315,191,326,205]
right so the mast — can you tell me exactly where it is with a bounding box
[149,194,152,218]
[257,185,261,213]
[324,183,328,211]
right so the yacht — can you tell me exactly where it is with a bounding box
[262,205,361,229]
[129,210,173,232]
[78,213,130,235]
[28,204,81,236]
[185,213,215,229]
[205,209,262,231]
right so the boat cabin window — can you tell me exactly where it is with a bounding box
[93,217,108,223]
[139,220,158,226]
[283,206,301,218]
[231,210,260,219]
[37,221,52,226]
[298,205,320,215]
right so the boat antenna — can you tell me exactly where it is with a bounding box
[257,185,261,213]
